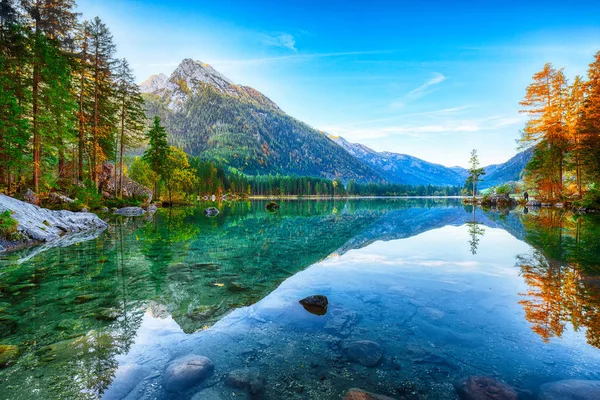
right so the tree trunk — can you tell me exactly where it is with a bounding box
[78,66,85,182]
[118,93,126,198]
[32,58,40,192]
[92,45,99,187]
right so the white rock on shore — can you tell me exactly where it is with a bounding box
[0,194,108,251]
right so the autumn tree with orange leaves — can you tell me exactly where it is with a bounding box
[520,52,600,205]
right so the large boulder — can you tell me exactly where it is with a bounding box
[299,294,328,315]
[343,341,384,367]
[480,194,517,208]
[0,194,108,249]
[23,189,39,205]
[454,376,517,400]
[538,379,600,400]
[526,199,541,207]
[47,192,74,205]
[98,162,152,202]
[162,355,214,393]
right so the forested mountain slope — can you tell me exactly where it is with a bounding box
[330,136,532,188]
[141,59,382,182]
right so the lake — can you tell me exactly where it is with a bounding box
[1,199,599,399]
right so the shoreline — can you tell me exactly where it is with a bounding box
[247,195,468,200]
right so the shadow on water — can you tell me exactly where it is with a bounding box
[0,199,598,398]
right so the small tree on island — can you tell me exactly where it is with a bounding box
[143,116,170,200]
[466,149,485,197]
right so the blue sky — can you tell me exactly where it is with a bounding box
[77,0,600,167]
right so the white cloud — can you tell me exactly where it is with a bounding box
[406,72,447,98]
[390,72,447,108]
[321,114,525,142]
[343,105,474,127]
[262,33,297,51]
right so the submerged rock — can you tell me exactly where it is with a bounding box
[225,368,265,395]
[324,307,358,337]
[343,388,395,400]
[538,379,600,400]
[343,340,384,367]
[266,201,280,212]
[299,294,328,315]
[0,194,108,251]
[0,344,19,368]
[204,207,220,217]
[162,354,214,393]
[454,376,517,400]
[192,387,225,399]
[114,207,146,217]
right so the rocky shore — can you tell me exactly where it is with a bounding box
[0,194,108,253]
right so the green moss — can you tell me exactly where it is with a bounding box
[0,344,19,367]
[0,210,18,240]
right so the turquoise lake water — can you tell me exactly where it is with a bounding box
[0,199,599,399]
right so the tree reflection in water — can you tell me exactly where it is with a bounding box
[466,205,486,255]
[517,208,600,348]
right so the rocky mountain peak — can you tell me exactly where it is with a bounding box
[140,58,238,110]
[171,58,233,92]
[139,73,168,94]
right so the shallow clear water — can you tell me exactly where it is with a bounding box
[0,199,599,399]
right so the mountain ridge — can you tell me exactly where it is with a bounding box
[329,135,532,188]
[141,58,530,187]
[141,59,384,182]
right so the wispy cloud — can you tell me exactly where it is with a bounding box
[390,72,447,108]
[343,105,474,127]
[321,114,525,142]
[261,33,297,52]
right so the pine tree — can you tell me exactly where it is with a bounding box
[143,116,169,200]
[73,20,92,181]
[466,149,485,196]
[87,16,116,186]
[21,0,78,191]
[113,58,145,197]
[0,23,30,194]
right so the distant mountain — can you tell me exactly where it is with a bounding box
[141,59,382,182]
[330,136,532,188]
[141,58,530,187]
[480,148,533,188]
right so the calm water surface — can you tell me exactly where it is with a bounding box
[0,199,599,399]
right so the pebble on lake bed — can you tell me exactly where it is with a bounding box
[343,388,396,400]
[225,368,265,395]
[538,379,600,400]
[454,375,517,400]
[343,340,384,367]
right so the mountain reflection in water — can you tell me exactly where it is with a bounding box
[0,199,599,399]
